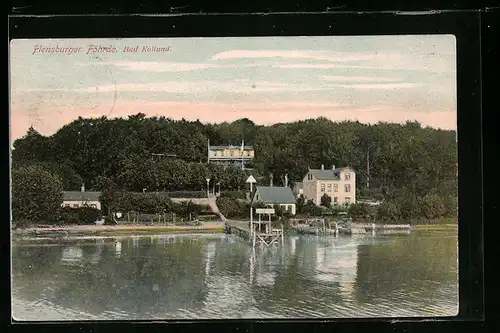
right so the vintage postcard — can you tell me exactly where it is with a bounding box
[9,36,458,320]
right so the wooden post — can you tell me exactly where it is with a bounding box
[281,223,284,244]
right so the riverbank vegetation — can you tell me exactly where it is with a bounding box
[11,115,457,225]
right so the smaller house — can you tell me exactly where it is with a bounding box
[62,185,102,210]
[252,186,297,215]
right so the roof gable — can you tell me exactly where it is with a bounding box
[63,191,101,202]
[305,166,355,181]
[254,186,296,204]
[309,169,340,180]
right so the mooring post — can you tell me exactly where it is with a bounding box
[281,223,284,245]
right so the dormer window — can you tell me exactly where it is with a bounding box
[345,173,351,181]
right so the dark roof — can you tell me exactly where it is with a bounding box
[308,167,355,180]
[254,186,296,204]
[309,169,340,180]
[209,145,254,150]
[63,191,101,201]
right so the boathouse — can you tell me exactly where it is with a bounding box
[252,185,297,215]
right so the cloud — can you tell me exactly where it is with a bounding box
[329,83,419,89]
[320,75,399,83]
[89,61,228,72]
[70,80,335,94]
[273,51,455,73]
[211,50,374,62]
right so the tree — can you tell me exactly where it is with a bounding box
[11,116,458,222]
[11,164,63,224]
[348,203,375,219]
[419,194,446,219]
[296,194,306,214]
[320,193,332,208]
[377,202,401,221]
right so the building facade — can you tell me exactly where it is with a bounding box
[207,140,255,170]
[302,165,356,206]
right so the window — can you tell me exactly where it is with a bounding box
[333,184,338,192]
[327,184,332,192]
[91,204,97,208]
[320,184,325,192]
[220,151,225,156]
[345,173,351,180]
[333,197,338,204]
[230,150,234,156]
[214,151,218,157]
[345,197,351,204]
[344,184,351,192]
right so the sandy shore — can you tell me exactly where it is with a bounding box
[12,222,226,237]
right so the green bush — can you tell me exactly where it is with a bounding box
[216,196,249,219]
[220,190,246,199]
[59,206,102,225]
[320,194,332,208]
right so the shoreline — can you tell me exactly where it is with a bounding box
[11,223,226,238]
[411,224,458,232]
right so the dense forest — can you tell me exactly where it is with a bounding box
[11,113,458,221]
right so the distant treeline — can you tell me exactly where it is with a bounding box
[11,114,458,220]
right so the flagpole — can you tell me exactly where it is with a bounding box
[241,138,244,171]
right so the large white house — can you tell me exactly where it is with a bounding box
[301,165,356,206]
[207,139,255,170]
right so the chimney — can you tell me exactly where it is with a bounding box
[332,165,336,170]
[321,164,324,170]
[270,173,274,187]
[81,183,85,192]
[284,174,289,187]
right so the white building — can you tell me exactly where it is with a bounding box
[207,140,255,169]
[302,165,356,206]
[62,184,102,210]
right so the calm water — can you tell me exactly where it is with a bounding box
[11,233,458,320]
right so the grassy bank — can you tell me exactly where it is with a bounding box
[411,224,458,232]
[12,224,225,238]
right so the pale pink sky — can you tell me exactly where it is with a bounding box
[9,36,457,142]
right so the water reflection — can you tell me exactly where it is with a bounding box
[61,246,83,265]
[12,233,458,320]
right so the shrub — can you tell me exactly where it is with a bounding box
[220,190,246,199]
[59,206,102,225]
[216,196,248,218]
[377,201,401,221]
[419,194,446,219]
[320,194,332,208]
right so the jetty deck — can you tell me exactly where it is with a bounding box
[224,220,284,246]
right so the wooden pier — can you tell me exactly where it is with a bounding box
[224,217,284,247]
[338,223,411,235]
[289,218,411,236]
[290,218,338,236]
